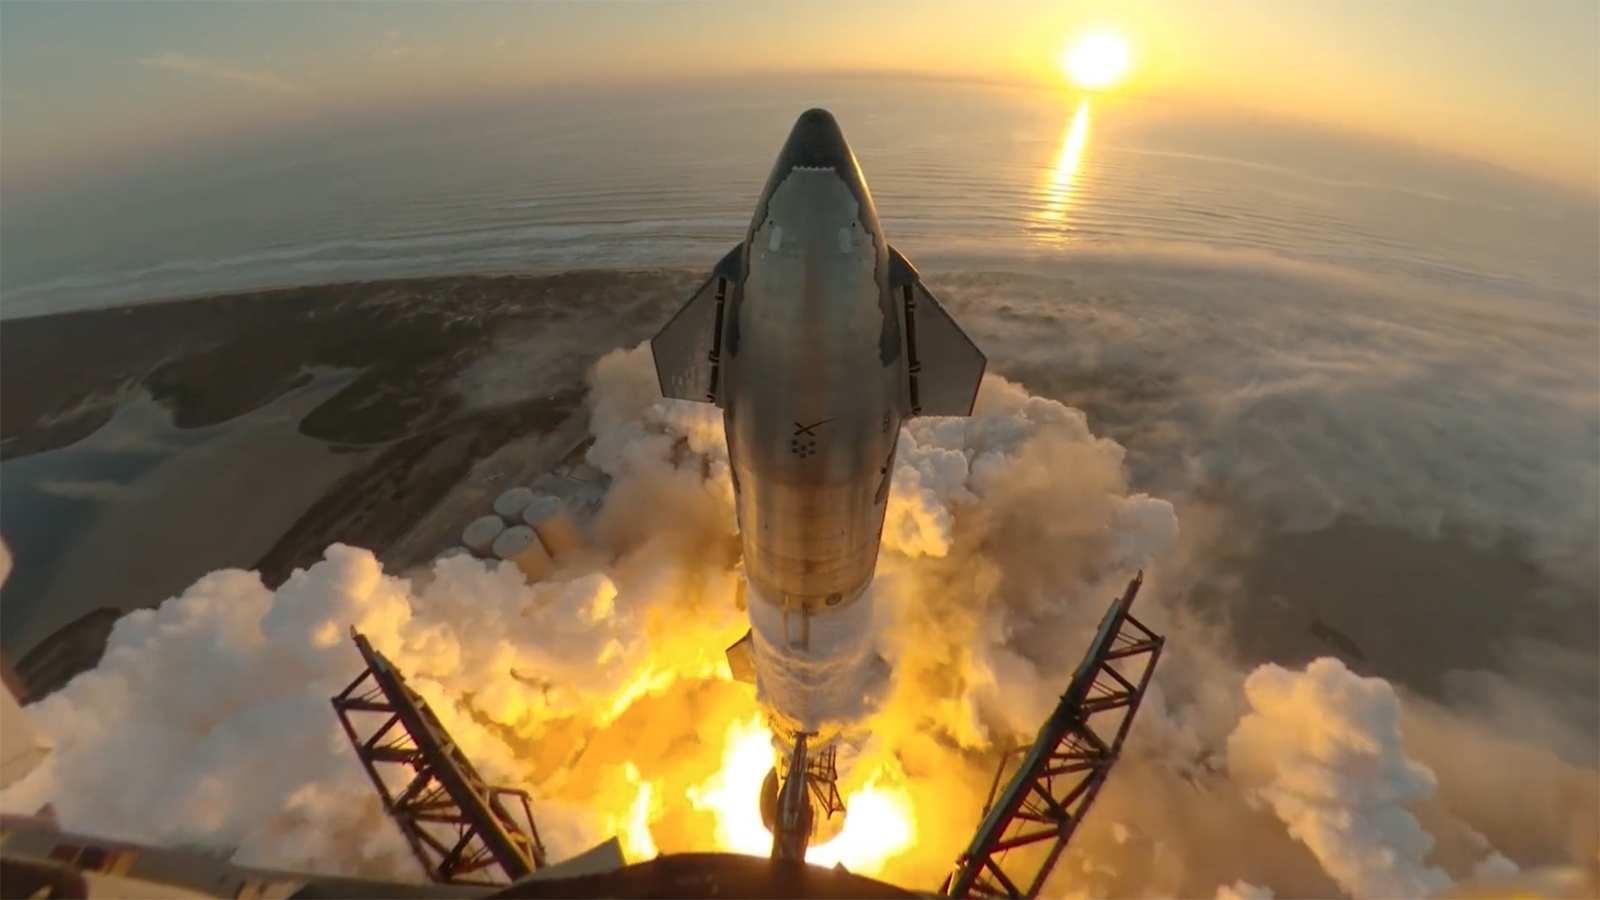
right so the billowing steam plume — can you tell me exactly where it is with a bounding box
[1,343,1593,899]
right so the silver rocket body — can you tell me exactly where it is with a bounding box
[651,109,986,833]
[731,157,898,614]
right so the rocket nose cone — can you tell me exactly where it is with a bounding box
[748,106,881,238]
[777,108,856,172]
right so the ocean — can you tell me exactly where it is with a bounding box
[2,75,1595,318]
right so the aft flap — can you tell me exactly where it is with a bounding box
[903,273,986,418]
[725,630,757,684]
[650,244,740,406]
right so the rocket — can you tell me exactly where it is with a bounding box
[650,109,986,848]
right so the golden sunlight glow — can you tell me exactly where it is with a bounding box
[685,716,917,876]
[1061,32,1130,91]
[1034,99,1091,234]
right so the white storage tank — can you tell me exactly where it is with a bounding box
[523,495,584,561]
[493,524,553,583]
[494,487,537,523]
[521,495,563,526]
[492,524,536,560]
[462,515,506,555]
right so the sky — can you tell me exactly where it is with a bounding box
[1,0,1596,195]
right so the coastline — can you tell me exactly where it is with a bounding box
[0,268,703,683]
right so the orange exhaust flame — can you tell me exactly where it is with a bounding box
[686,715,916,876]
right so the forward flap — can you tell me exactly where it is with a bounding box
[649,244,741,405]
[891,245,987,417]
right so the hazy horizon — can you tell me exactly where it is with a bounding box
[3,76,1594,321]
[2,0,1597,196]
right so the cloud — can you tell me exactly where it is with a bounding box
[929,246,1599,578]
[138,52,302,94]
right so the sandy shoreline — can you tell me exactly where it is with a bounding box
[0,269,704,687]
[1,269,701,459]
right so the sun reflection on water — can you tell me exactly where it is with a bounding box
[1033,99,1092,241]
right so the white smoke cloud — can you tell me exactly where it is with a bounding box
[1227,657,1453,900]
[0,549,665,877]
[1,339,1593,900]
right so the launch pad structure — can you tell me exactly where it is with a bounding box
[942,573,1164,900]
[331,628,548,886]
[763,735,847,863]
[319,572,1162,900]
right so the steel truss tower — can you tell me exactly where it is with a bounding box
[943,573,1164,899]
[332,628,547,886]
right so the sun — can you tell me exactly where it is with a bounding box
[1061,31,1130,92]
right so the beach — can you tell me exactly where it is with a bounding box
[0,269,703,678]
